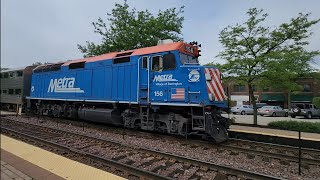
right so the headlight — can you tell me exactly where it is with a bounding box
[208,93,214,101]
[205,73,211,81]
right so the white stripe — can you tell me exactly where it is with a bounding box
[209,68,223,101]
[26,97,138,104]
[212,69,226,99]
[151,102,202,107]
[205,68,218,100]
[211,68,224,101]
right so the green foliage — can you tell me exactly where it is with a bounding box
[217,8,320,124]
[313,97,320,108]
[268,120,320,133]
[78,2,184,57]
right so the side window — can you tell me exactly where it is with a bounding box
[2,89,7,94]
[3,73,9,78]
[15,89,22,95]
[152,56,163,72]
[142,56,148,69]
[243,106,248,108]
[163,54,176,70]
[17,71,23,77]
[9,72,15,78]
[8,89,14,94]
[69,62,85,69]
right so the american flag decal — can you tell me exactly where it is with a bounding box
[171,88,185,100]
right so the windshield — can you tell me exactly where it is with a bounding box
[180,53,199,64]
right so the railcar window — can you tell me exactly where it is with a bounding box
[15,89,22,95]
[8,89,14,95]
[113,57,130,64]
[69,62,85,69]
[142,57,148,69]
[2,90,7,94]
[3,73,9,78]
[9,72,15,78]
[180,53,199,64]
[17,71,23,77]
[0,73,3,78]
[163,54,176,70]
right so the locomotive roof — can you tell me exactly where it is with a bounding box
[62,41,195,66]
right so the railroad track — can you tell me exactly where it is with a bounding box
[3,116,320,166]
[1,118,281,180]
[224,138,320,166]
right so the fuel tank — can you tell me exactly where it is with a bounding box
[78,108,123,126]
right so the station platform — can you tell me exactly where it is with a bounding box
[230,125,320,142]
[1,135,124,180]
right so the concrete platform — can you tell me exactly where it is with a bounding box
[1,135,124,180]
[230,125,320,142]
[1,151,63,180]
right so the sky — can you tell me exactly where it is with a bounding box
[1,0,320,69]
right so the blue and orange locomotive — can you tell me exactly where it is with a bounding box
[28,40,230,142]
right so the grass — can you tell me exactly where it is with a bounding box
[267,120,320,134]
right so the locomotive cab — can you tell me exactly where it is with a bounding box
[138,42,230,142]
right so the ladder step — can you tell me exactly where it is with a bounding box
[192,116,205,119]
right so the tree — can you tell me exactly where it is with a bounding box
[217,8,319,125]
[258,49,318,109]
[78,2,184,57]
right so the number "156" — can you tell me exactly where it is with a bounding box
[154,91,163,96]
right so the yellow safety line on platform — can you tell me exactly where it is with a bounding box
[230,129,320,142]
[1,135,125,180]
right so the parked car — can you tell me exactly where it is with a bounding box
[256,103,268,109]
[289,103,320,119]
[258,106,288,117]
[231,105,253,115]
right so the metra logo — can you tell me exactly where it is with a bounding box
[47,77,84,93]
[153,74,178,82]
[188,70,200,82]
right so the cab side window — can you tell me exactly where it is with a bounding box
[142,56,148,69]
[152,56,162,72]
[163,54,176,70]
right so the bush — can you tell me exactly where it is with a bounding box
[312,97,320,108]
[268,120,320,133]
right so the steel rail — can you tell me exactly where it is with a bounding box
[1,119,283,180]
[1,127,170,180]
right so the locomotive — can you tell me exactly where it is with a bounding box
[26,40,230,143]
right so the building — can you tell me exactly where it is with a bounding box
[225,73,320,108]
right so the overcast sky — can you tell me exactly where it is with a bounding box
[1,0,320,69]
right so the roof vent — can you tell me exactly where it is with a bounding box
[157,39,174,45]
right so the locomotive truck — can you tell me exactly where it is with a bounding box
[26,40,230,143]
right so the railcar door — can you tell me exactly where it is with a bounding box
[139,56,149,105]
[149,55,169,103]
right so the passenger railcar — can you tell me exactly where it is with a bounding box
[0,66,35,113]
[27,41,230,142]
